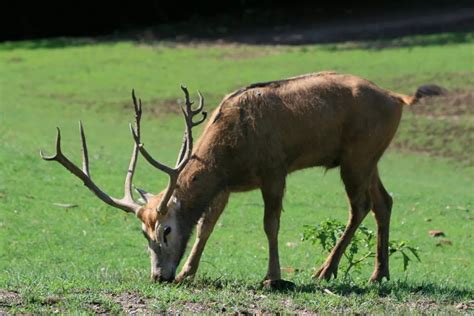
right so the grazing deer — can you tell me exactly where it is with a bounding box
[42,72,424,287]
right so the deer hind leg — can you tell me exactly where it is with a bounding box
[174,191,229,283]
[315,164,374,280]
[369,168,393,282]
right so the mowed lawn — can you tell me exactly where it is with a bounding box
[0,33,473,313]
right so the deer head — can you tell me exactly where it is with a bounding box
[131,86,207,281]
[41,87,206,282]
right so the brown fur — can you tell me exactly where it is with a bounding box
[178,72,405,199]
[140,71,419,282]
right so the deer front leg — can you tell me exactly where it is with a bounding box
[174,191,229,283]
[261,176,294,290]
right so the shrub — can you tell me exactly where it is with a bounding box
[302,219,420,279]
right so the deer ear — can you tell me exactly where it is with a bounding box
[136,207,145,221]
[134,186,154,203]
[136,208,159,234]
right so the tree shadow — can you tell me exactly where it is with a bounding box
[0,38,98,50]
[132,9,474,48]
[188,276,473,301]
[1,9,473,50]
[295,279,473,300]
[318,32,473,51]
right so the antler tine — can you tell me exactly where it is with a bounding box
[130,125,176,175]
[180,85,194,110]
[175,133,188,167]
[192,90,205,115]
[123,89,143,202]
[124,132,139,202]
[40,127,62,161]
[130,89,176,175]
[40,124,142,214]
[192,112,207,127]
[132,89,138,111]
[129,91,177,216]
[79,121,90,177]
[157,175,178,215]
[130,86,208,215]
[134,186,153,203]
[132,89,142,132]
[191,91,208,126]
[176,86,207,171]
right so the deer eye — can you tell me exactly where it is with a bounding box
[163,226,172,244]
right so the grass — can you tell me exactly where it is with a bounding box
[0,32,473,313]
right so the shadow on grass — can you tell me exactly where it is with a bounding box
[2,31,472,52]
[297,280,473,299]
[0,38,98,50]
[188,276,473,301]
[319,32,473,51]
[1,8,473,51]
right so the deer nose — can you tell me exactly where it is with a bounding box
[151,272,174,283]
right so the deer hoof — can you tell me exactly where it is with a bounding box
[262,279,296,291]
[314,264,338,280]
[369,269,390,283]
[174,271,195,283]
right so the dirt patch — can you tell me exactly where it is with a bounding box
[455,300,474,311]
[393,89,474,164]
[0,289,21,309]
[0,290,67,314]
[142,41,282,60]
[393,123,474,164]
[36,92,98,110]
[390,73,474,96]
[7,56,23,63]
[149,98,183,116]
[108,292,148,315]
[120,94,220,118]
[167,301,214,314]
[411,90,474,118]
[403,299,445,313]
[206,45,282,61]
[120,97,181,118]
[87,301,111,315]
[41,295,62,306]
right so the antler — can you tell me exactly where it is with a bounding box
[131,85,207,215]
[40,94,145,214]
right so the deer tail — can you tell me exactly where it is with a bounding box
[395,84,447,106]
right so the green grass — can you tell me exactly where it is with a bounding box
[0,32,473,313]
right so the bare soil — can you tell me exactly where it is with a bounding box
[393,89,474,164]
[411,90,474,118]
[1,288,471,314]
[86,301,111,315]
[0,289,21,312]
[107,292,149,315]
[456,300,474,311]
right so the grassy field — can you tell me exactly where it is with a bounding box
[0,32,473,313]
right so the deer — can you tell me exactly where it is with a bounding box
[41,71,425,288]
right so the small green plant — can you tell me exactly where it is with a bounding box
[302,219,420,279]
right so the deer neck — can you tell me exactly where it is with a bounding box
[174,163,223,225]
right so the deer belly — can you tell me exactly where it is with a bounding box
[286,141,341,172]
